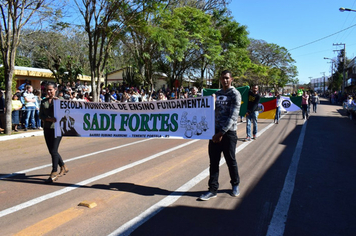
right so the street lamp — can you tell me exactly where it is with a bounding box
[339,7,356,12]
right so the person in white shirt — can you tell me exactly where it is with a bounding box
[23,85,37,131]
[275,91,283,124]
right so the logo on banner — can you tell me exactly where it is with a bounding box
[59,109,80,136]
[282,100,291,108]
[258,103,264,113]
[180,112,209,138]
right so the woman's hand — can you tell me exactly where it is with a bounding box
[47,117,57,123]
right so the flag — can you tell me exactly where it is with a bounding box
[280,96,302,112]
[258,96,301,119]
[258,97,276,119]
[202,86,250,117]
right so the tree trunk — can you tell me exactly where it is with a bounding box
[4,69,13,135]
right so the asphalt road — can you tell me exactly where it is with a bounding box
[0,98,355,236]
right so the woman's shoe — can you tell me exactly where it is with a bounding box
[45,172,59,183]
[59,165,69,176]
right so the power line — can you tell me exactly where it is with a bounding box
[288,23,356,51]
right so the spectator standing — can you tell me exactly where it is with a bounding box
[301,91,309,120]
[99,90,106,102]
[244,85,261,141]
[189,86,200,98]
[18,79,31,91]
[83,81,92,94]
[23,85,37,131]
[104,88,111,102]
[311,92,320,113]
[84,92,90,102]
[11,93,22,132]
[33,89,42,129]
[199,70,241,201]
[39,82,68,183]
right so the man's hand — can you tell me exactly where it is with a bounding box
[212,131,223,143]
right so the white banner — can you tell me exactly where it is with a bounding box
[53,97,215,140]
[280,96,301,112]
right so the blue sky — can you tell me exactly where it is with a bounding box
[229,0,356,84]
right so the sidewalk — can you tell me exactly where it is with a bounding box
[0,129,43,142]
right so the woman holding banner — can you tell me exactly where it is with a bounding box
[40,82,68,183]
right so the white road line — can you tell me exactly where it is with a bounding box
[108,120,278,236]
[0,140,199,218]
[0,139,150,180]
[266,120,307,236]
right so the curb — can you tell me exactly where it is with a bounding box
[0,131,43,142]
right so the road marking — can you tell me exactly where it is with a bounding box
[266,120,307,236]
[13,207,84,236]
[108,121,277,236]
[0,139,150,180]
[0,140,199,218]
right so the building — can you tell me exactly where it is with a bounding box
[310,77,328,94]
[345,57,356,93]
[9,66,92,91]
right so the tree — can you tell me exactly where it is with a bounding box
[167,0,231,13]
[74,0,156,102]
[157,6,219,89]
[211,9,250,86]
[247,39,297,91]
[328,50,347,92]
[0,0,48,135]
[122,1,166,93]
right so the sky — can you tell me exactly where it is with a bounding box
[229,0,356,84]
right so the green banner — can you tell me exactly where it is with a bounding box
[202,86,250,116]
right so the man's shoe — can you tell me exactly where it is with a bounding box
[199,192,217,201]
[24,128,28,131]
[232,185,240,197]
[244,136,251,142]
[253,135,257,140]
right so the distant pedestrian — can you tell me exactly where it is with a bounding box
[39,82,68,183]
[244,85,261,141]
[311,92,320,113]
[301,91,309,120]
[199,70,241,201]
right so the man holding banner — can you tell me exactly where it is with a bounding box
[199,70,241,201]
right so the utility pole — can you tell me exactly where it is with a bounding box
[333,43,346,94]
[321,72,325,95]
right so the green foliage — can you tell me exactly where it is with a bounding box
[0,67,17,92]
[15,56,32,67]
[246,39,298,89]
